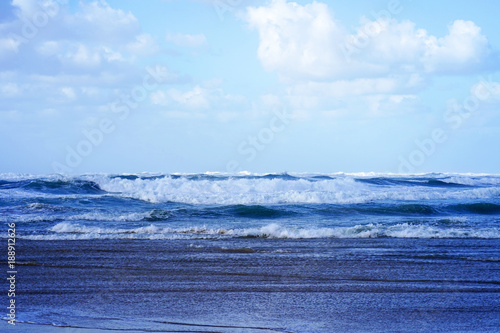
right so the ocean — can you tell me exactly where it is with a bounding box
[1,172,499,332]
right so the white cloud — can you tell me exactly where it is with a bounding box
[350,19,427,67]
[1,0,159,72]
[102,46,123,62]
[125,34,159,56]
[247,0,348,80]
[0,0,172,120]
[245,0,496,119]
[246,0,494,81]
[152,86,224,110]
[423,20,490,73]
[72,0,139,42]
[11,0,44,18]
[150,85,248,115]
[165,32,207,48]
[165,86,210,109]
[65,44,101,68]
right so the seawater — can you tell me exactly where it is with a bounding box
[1,172,499,332]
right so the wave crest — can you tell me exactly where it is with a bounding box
[91,175,500,204]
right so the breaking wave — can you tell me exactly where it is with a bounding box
[92,174,500,204]
[19,222,500,240]
[2,172,499,205]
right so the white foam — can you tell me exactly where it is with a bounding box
[239,223,500,239]
[89,175,500,205]
[17,222,500,240]
[442,175,500,186]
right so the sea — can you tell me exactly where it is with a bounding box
[1,172,499,332]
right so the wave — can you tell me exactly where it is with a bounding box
[447,203,500,215]
[438,175,500,186]
[0,178,104,195]
[0,210,171,223]
[3,200,499,224]
[1,173,499,205]
[356,178,472,188]
[90,175,500,204]
[19,222,500,240]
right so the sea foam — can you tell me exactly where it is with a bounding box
[91,174,500,204]
[19,222,500,240]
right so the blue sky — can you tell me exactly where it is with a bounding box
[1,0,499,174]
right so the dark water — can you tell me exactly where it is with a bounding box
[1,173,500,332]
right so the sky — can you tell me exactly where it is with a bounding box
[1,0,499,174]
